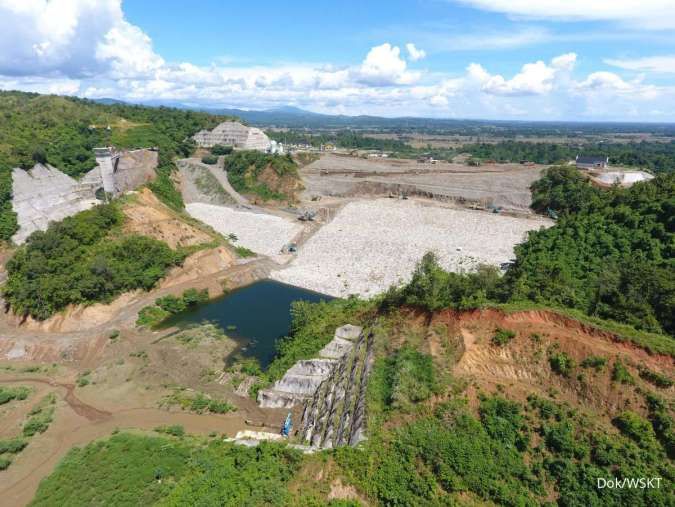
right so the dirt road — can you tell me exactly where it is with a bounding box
[0,376,258,507]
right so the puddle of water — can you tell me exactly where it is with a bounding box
[160,280,333,367]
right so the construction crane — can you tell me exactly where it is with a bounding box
[281,412,293,437]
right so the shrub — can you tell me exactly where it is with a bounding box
[611,360,634,384]
[580,355,607,371]
[155,425,185,437]
[211,144,233,155]
[207,400,236,414]
[549,352,575,377]
[613,411,657,448]
[137,288,209,328]
[492,328,516,346]
[136,305,171,328]
[0,456,11,470]
[639,367,673,388]
[201,155,218,165]
[0,438,28,454]
[181,288,209,306]
[0,386,30,405]
[155,294,187,314]
[148,171,185,211]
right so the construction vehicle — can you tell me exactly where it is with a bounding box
[281,412,293,437]
[298,209,316,221]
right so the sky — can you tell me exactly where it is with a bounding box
[1,0,675,121]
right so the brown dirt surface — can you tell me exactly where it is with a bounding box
[429,308,674,420]
[301,154,544,212]
[121,188,213,248]
[0,320,287,507]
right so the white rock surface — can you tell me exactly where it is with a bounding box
[272,199,550,297]
[186,202,302,256]
[258,325,362,409]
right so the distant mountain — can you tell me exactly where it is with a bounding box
[86,98,675,135]
[92,98,128,106]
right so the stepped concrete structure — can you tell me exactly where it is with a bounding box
[193,121,271,151]
[11,148,158,244]
[11,164,100,244]
[257,325,374,449]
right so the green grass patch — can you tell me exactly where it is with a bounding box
[23,394,56,437]
[0,385,30,405]
[612,360,635,385]
[136,288,209,328]
[160,389,236,415]
[492,327,516,346]
[30,433,302,507]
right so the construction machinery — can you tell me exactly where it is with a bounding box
[281,412,293,437]
[298,209,316,221]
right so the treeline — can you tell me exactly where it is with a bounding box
[3,204,184,320]
[462,140,675,172]
[383,167,674,338]
[266,129,412,152]
[508,167,674,336]
[0,90,236,238]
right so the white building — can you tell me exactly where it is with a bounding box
[269,140,284,154]
[193,121,271,151]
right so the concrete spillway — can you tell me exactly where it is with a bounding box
[11,148,158,244]
[257,324,374,449]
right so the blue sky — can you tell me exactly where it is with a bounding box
[1,0,675,120]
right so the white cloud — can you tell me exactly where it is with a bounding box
[605,55,675,73]
[356,43,419,85]
[0,3,672,120]
[455,0,675,29]
[405,43,426,61]
[426,27,551,51]
[0,0,163,77]
[467,53,576,96]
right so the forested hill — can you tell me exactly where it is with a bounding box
[0,90,236,240]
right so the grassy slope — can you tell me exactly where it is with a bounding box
[30,433,302,507]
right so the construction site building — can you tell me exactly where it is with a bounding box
[193,121,271,151]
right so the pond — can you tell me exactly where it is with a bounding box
[160,279,333,367]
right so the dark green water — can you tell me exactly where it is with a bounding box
[161,280,332,367]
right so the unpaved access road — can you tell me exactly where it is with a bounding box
[0,377,260,507]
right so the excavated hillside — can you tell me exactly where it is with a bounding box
[427,307,674,421]
[223,151,303,204]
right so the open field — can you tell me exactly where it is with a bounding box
[302,154,544,211]
[272,198,551,297]
[186,203,303,256]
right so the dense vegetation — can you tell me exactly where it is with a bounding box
[0,90,235,238]
[461,140,675,173]
[269,128,675,173]
[223,150,300,201]
[507,167,674,337]
[336,393,672,506]
[382,168,674,339]
[30,434,302,507]
[3,204,184,319]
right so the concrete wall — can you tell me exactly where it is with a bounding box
[11,164,100,244]
[112,149,158,194]
[11,148,159,244]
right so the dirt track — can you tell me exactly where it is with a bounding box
[0,373,274,507]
